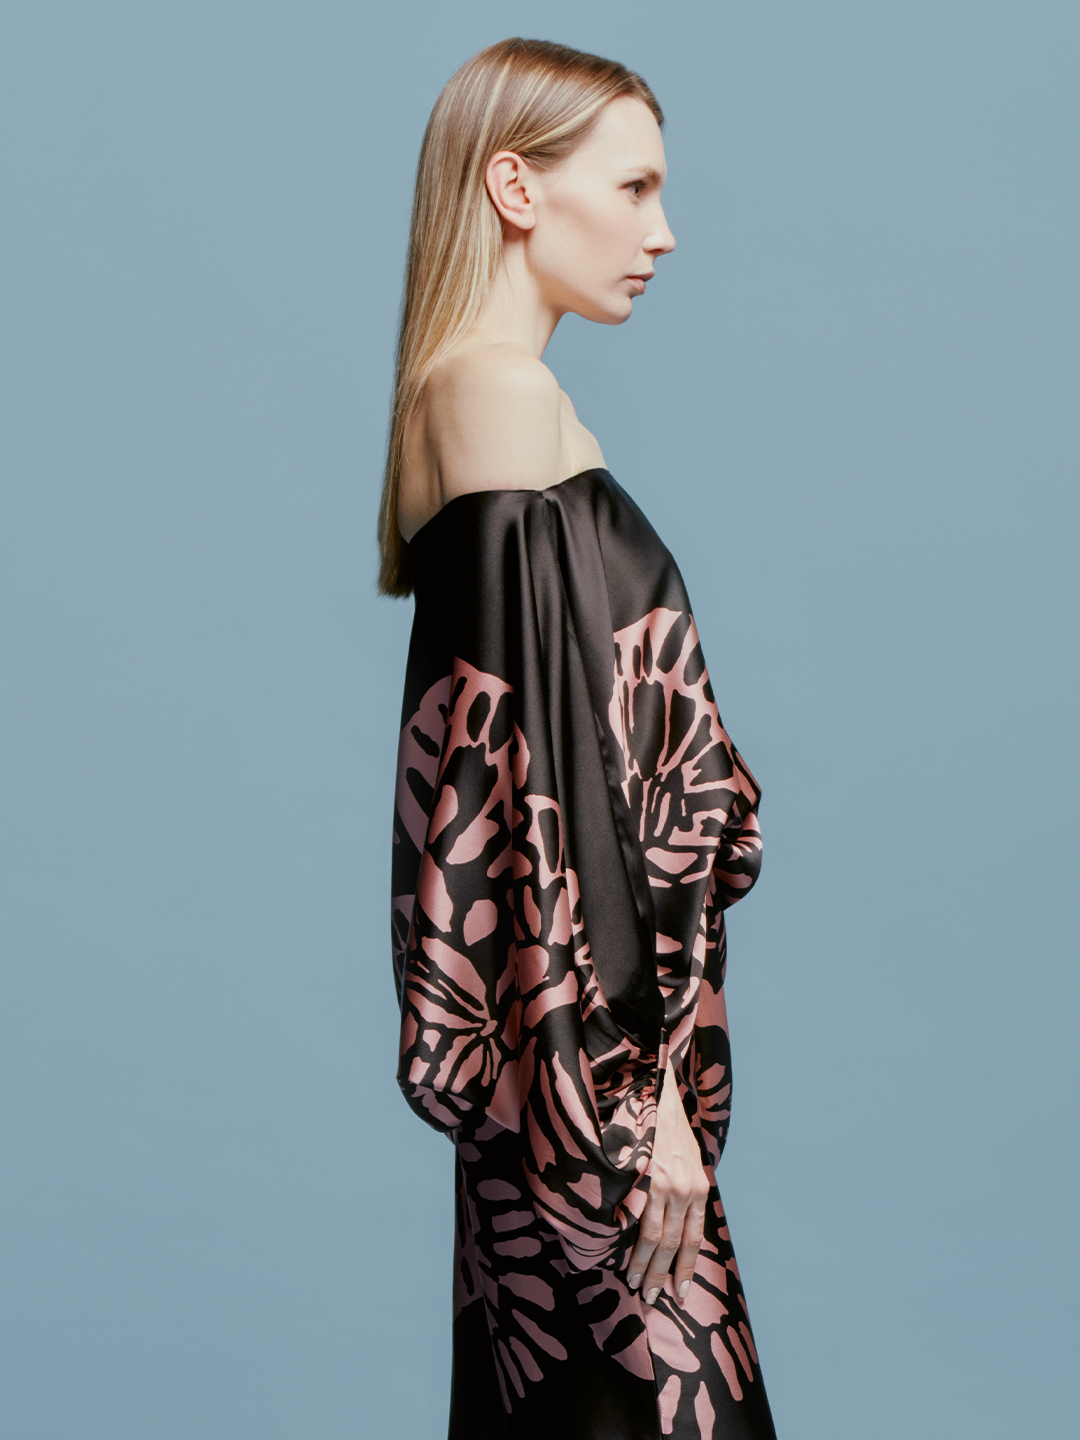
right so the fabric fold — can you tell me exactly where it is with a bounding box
[390,469,774,1439]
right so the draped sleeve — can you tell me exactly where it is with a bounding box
[390,470,762,1269]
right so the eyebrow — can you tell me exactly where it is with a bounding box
[624,166,665,188]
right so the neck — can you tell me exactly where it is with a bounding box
[469,234,563,358]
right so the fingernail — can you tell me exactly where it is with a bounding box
[629,1274,641,1290]
[645,1287,659,1306]
[678,1280,690,1299]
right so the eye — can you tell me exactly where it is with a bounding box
[627,180,645,198]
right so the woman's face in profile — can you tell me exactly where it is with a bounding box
[527,96,676,326]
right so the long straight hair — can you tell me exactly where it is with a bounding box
[378,38,663,596]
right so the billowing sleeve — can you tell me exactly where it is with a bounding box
[389,476,766,1265]
[390,496,660,1270]
[393,656,534,1137]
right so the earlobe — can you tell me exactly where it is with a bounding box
[485,150,537,232]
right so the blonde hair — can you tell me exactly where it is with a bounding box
[378,38,663,596]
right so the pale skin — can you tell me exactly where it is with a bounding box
[399,96,709,1309]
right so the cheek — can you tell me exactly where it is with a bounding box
[551,196,632,276]
[576,211,638,284]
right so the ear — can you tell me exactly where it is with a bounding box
[485,151,538,232]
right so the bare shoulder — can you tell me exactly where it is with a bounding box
[430,341,560,409]
[423,342,563,501]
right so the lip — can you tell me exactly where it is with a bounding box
[627,273,652,295]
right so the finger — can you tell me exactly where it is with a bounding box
[627,1192,666,1291]
[672,1196,707,1303]
[641,1204,687,1306]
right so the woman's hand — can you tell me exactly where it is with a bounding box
[627,1061,711,1307]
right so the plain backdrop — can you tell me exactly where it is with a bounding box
[2,2,1077,1437]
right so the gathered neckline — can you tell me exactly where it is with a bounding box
[403,468,614,548]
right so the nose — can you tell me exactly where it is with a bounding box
[646,203,676,257]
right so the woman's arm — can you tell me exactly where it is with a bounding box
[626,1061,711,1307]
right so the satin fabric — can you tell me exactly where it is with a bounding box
[391,470,775,1439]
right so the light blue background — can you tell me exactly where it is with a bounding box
[2,2,1077,1436]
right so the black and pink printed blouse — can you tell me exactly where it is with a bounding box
[391,469,776,1440]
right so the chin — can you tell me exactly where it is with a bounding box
[579,297,635,327]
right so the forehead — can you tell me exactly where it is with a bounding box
[570,96,666,177]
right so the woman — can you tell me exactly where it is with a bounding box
[382,38,776,1440]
